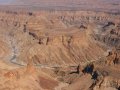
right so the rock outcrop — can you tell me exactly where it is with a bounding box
[0,7,119,90]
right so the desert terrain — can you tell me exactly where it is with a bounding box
[0,0,119,90]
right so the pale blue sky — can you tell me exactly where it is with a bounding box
[0,0,120,5]
[0,0,13,4]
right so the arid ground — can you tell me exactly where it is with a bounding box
[0,0,119,90]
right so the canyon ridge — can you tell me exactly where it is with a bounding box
[0,0,119,90]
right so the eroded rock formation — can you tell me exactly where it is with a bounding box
[0,9,119,90]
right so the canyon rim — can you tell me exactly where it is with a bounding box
[0,0,119,90]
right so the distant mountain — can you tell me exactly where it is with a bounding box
[0,0,120,11]
[11,0,120,5]
[11,0,88,5]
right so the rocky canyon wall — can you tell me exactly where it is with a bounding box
[0,11,119,66]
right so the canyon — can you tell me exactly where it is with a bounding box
[0,0,119,90]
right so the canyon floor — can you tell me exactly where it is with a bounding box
[0,0,120,90]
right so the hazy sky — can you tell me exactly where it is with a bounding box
[0,0,120,5]
[0,0,13,4]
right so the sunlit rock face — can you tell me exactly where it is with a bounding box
[0,11,108,66]
[0,10,120,66]
[0,0,119,90]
